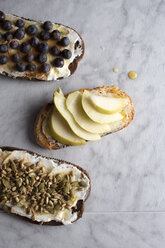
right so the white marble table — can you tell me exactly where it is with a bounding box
[0,0,165,247]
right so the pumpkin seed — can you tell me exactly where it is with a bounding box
[30,176,35,186]
[63,182,70,194]
[70,188,77,198]
[11,161,17,172]
[16,178,23,187]
[79,181,88,187]
[20,186,26,194]
[45,206,54,213]
[54,203,61,211]
[56,174,62,181]
[49,200,53,207]
[0,199,6,206]
[2,179,11,189]
[17,199,26,207]
[47,188,54,194]
[40,188,45,193]
[26,178,30,185]
[71,181,79,187]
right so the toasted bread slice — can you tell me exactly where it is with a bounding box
[35,86,134,149]
[0,147,90,225]
[0,12,84,81]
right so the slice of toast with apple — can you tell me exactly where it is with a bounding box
[35,86,134,150]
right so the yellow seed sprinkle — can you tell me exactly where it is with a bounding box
[128,71,137,80]
[112,68,118,73]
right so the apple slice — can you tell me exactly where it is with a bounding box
[82,90,124,124]
[90,94,127,114]
[57,87,63,94]
[49,107,86,146]
[66,91,112,134]
[53,91,100,141]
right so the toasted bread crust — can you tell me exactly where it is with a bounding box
[35,86,134,150]
[0,146,91,225]
[0,14,85,82]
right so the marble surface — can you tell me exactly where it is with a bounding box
[0,0,165,247]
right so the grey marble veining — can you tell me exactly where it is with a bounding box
[1,212,165,248]
[0,0,165,246]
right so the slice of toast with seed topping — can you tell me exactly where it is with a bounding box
[0,147,90,225]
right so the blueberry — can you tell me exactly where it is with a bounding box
[2,20,12,31]
[53,57,64,68]
[51,46,61,56]
[14,28,25,40]
[27,63,36,72]
[27,25,38,35]
[25,53,34,62]
[16,19,24,28]
[38,53,47,63]
[0,55,8,64]
[61,49,72,59]
[20,42,31,53]
[0,44,8,53]
[41,63,50,73]
[40,30,50,40]
[60,37,70,46]
[52,30,61,40]
[38,42,49,53]
[0,32,3,41]
[43,21,53,31]
[0,11,5,22]
[29,37,39,47]
[12,54,21,63]
[4,32,13,41]
[16,62,26,72]
[10,40,19,49]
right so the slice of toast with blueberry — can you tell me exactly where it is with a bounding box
[0,11,84,81]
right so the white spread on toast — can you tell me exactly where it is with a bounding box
[0,149,90,225]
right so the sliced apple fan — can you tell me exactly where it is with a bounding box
[48,88,127,146]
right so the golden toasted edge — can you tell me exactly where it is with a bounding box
[0,14,85,81]
[34,103,61,150]
[0,146,91,225]
[34,86,134,150]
